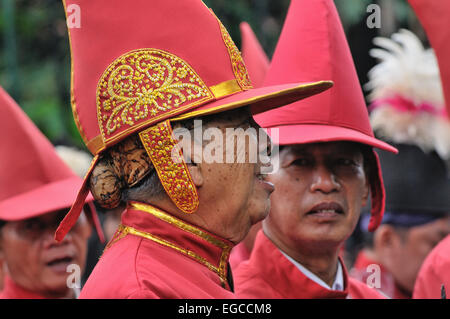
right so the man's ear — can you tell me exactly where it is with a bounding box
[374,224,397,250]
[361,176,370,207]
[187,162,203,188]
[0,234,4,258]
[361,150,374,208]
[179,135,204,188]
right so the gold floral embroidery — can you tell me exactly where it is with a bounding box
[216,19,253,90]
[97,48,213,139]
[138,120,199,214]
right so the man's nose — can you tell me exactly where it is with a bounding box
[309,164,340,194]
[43,228,72,249]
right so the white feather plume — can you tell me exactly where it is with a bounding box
[55,145,93,178]
[366,29,450,160]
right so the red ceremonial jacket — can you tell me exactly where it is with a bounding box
[80,202,235,299]
[229,242,251,271]
[0,276,47,299]
[413,235,450,299]
[234,231,385,299]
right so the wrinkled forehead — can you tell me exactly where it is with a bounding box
[281,141,367,157]
[15,209,69,225]
[3,208,87,228]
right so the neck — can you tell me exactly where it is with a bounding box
[266,229,341,287]
[292,249,340,287]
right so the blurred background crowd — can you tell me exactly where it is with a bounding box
[0,0,448,299]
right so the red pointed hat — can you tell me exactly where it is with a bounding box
[254,0,398,231]
[64,0,331,156]
[55,0,333,241]
[408,0,450,119]
[0,87,102,239]
[240,22,270,88]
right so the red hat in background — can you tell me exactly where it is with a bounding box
[408,0,450,119]
[254,0,398,231]
[55,0,333,241]
[0,86,104,242]
[240,22,270,88]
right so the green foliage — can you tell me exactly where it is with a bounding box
[0,0,85,148]
[335,0,374,30]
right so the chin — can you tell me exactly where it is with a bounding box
[299,224,347,245]
[253,205,271,225]
[310,231,348,247]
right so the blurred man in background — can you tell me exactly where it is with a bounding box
[414,234,450,299]
[0,86,102,298]
[351,23,450,298]
[408,0,450,299]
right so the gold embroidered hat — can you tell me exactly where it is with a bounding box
[55,0,333,241]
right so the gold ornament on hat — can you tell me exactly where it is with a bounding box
[216,18,253,90]
[97,48,213,146]
[139,120,199,214]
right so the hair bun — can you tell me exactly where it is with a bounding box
[90,156,124,209]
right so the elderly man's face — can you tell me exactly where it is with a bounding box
[0,209,91,297]
[265,142,369,251]
[193,108,274,244]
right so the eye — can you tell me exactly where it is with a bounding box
[22,220,46,233]
[292,158,311,166]
[336,158,356,166]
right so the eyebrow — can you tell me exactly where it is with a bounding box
[288,145,363,157]
[287,147,313,156]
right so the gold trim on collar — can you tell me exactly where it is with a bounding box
[121,202,232,287]
[131,202,227,248]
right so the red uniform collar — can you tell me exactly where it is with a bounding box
[243,231,349,299]
[249,231,350,298]
[108,201,234,290]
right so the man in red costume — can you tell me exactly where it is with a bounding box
[0,87,103,299]
[54,0,332,298]
[406,0,450,300]
[234,0,397,299]
[414,235,450,299]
